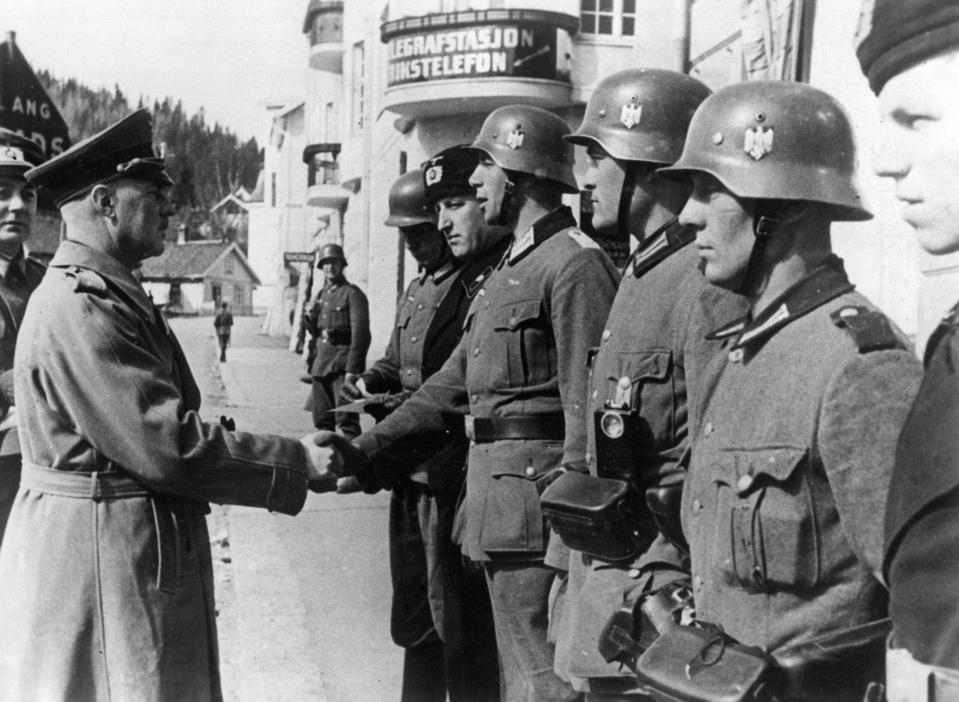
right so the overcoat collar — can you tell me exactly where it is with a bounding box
[51,240,155,321]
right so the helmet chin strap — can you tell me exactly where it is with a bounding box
[494,175,518,227]
[617,164,641,242]
[734,209,780,296]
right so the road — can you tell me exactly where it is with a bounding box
[171,314,402,702]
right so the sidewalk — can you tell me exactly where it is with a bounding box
[171,316,400,702]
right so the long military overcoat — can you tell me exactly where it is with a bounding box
[0,241,309,702]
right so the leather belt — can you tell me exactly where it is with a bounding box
[465,414,565,443]
[21,462,209,513]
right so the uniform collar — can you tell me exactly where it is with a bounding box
[626,218,695,279]
[460,234,511,299]
[50,239,155,320]
[0,247,26,282]
[419,258,459,285]
[707,254,854,351]
[323,278,345,293]
[506,206,577,266]
[924,301,959,367]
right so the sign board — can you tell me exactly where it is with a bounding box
[386,22,572,87]
[284,251,315,264]
[0,38,71,161]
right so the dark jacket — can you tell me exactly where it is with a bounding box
[886,302,959,668]
[307,279,371,377]
[0,240,308,702]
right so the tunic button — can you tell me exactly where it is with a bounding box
[703,422,714,436]
[584,452,592,463]
[728,348,744,363]
[602,329,611,341]
[525,466,536,477]
[473,348,480,357]
[592,390,599,399]
[737,474,753,492]
[471,395,478,404]
[406,369,413,376]
[417,303,424,310]
[509,316,517,325]
[618,376,631,390]
[627,568,641,579]
[692,499,702,514]
[410,335,418,343]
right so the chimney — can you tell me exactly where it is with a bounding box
[4,31,15,60]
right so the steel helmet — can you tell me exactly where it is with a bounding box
[468,105,578,193]
[422,145,479,204]
[660,81,872,221]
[384,169,434,227]
[565,69,711,165]
[317,243,347,267]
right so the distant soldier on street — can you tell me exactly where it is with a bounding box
[650,81,922,700]
[0,129,45,543]
[319,105,620,702]
[0,110,334,702]
[857,0,959,695]
[304,242,370,438]
[213,300,233,362]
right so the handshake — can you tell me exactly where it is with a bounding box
[298,431,372,494]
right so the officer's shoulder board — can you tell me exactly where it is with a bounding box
[64,266,108,296]
[831,305,904,353]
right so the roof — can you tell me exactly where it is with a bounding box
[211,193,250,213]
[139,240,261,285]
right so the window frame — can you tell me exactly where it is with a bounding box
[579,0,637,43]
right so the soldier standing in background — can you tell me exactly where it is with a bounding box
[319,105,620,702]
[0,129,45,543]
[213,301,233,362]
[305,242,370,438]
[856,0,959,695]
[546,69,744,699]
[653,81,921,701]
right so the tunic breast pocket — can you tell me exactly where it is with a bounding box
[492,298,554,386]
[328,306,349,330]
[714,447,820,592]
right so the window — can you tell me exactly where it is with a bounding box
[225,255,235,275]
[581,0,636,37]
[352,42,366,131]
[270,172,277,207]
[234,285,246,306]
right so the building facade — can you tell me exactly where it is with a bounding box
[249,0,949,358]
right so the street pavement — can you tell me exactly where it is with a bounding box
[170,314,402,702]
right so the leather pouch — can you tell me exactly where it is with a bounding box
[635,623,781,702]
[774,619,889,702]
[540,471,653,561]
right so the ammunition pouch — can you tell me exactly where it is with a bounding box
[635,622,782,702]
[540,471,655,562]
[598,580,694,670]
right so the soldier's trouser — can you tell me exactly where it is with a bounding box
[310,372,359,438]
[485,561,582,702]
[431,491,500,702]
[217,334,230,362]
[0,454,20,545]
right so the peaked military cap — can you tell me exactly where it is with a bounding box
[422,145,479,204]
[24,109,173,206]
[0,128,43,177]
[856,0,959,93]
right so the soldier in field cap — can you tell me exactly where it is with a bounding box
[0,110,334,702]
[0,128,46,544]
[857,0,959,696]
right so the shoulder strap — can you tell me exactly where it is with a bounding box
[831,305,904,353]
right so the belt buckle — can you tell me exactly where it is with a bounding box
[464,415,475,441]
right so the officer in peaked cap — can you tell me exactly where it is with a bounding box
[0,128,46,545]
[857,0,959,692]
[304,236,370,439]
[0,110,333,701]
[318,106,620,702]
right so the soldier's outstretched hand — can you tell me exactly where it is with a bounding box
[299,432,340,492]
[313,430,373,480]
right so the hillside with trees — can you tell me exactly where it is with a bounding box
[37,70,262,238]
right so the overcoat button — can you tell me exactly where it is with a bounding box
[737,474,753,492]
[525,466,536,477]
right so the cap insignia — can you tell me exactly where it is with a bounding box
[506,127,524,150]
[425,164,443,185]
[620,101,643,129]
[1,147,25,163]
[744,126,774,160]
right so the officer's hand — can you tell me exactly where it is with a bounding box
[299,432,340,492]
[341,373,370,401]
[335,476,363,494]
[312,430,372,479]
